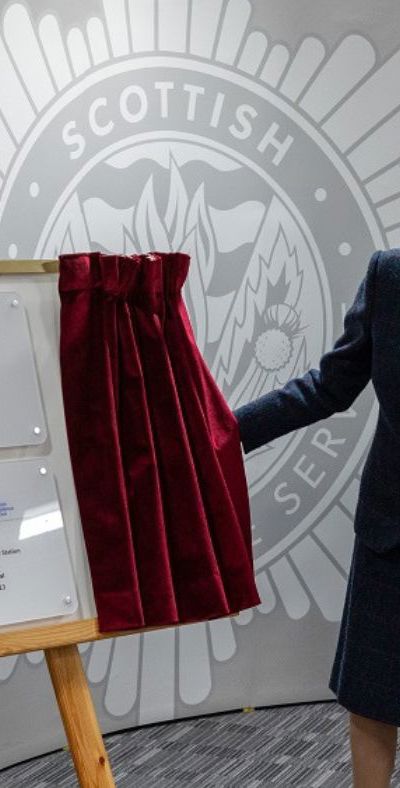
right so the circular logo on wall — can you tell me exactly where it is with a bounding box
[0,1,392,714]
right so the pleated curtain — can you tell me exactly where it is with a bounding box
[58,252,261,632]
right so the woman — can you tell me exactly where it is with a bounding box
[233,248,400,788]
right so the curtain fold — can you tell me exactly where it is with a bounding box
[59,251,261,633]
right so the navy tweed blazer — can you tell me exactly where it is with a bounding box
[233,248,400,553]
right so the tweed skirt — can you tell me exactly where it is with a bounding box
[329,533,400,726]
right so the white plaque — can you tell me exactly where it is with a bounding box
[0,292,47,447]
[0,459,78,626]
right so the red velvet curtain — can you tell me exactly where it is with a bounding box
[58,252,261,632]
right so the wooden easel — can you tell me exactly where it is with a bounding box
[0,258,141,785]
[0,617,187,787]
[0,258,238,787]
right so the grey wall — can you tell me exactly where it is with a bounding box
[0,0,396,769]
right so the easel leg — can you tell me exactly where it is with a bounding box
[44,644,115,787]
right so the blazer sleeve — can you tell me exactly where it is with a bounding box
[233,249,381,454]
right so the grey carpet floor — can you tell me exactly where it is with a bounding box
[2,701,400,787]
